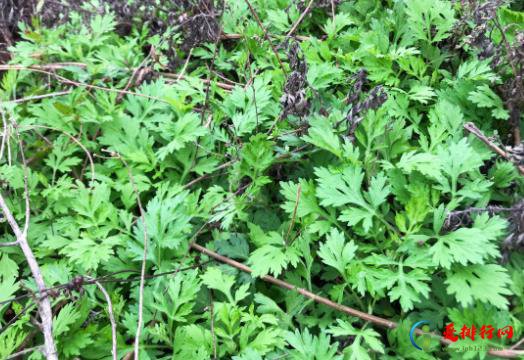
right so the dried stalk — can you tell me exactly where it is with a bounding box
[5,90,73,104]
[220,33,311,41]
[0,108,8,163]
[286,0,314,38]
[464,122,524,176]
[6,345,44,359]
[0,191,57,360]
[243,0,287,76]
[93,280,117,360]
[163,73,235,90]
[510,337,524,350]
[0,63,87,71]
[0,65,169,104]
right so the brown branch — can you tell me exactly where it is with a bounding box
[183,160,234,189]
[190,242,395,328]
[286,0,314,38]
[162,73,235,91]
[0,115,59,359]
[464,122,524,176]
[220,33,311,41]
[15,130,31,236]
[2,62,236,93]
[116,45,157,103]
[243,0,287,76]
[0,65,170,104]
[189,242,524,359]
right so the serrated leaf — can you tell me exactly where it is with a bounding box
[302,116,342,158]
[318,228,357,277]
[328,319,385,359]
[397,151,441,179]
[430,214,505,268]
[201,267,236,304]
[445,264,513,309]
[54,303,81,336]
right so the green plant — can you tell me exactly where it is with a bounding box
[0,0,523,359]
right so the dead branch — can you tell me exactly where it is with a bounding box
[1,62,236,92]
[0,108,8,164]
[189,242,524,359]
[0,65,170,104]
[162,72,235,90]
[0,241,18,247]
[0,63,87,71]
[116,45,157,103]
[5,90,73,104]
[464,122,524,176]
[93,280,117,360]
[510,337,524,350]
[6,345,44,360]
[0,113,59,359]
[0,191,57,360]
[220,33,311,41]
[243,0,287,76]
[287,0,314,38]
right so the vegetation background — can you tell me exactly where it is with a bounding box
[0,0,523,359]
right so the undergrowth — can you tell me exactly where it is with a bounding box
[0,0,523,359]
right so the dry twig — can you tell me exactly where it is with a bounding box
[163,73,235,90]
[464,122,524,175]
[221,33,311,41]
[0,113,58,359]
[0,65,170,104]
[5,90,73,104]
[510,337,524,350]
[92,280,117,360]
[6,345,44,359]
[287,0,314,38]
[243,0,287,76]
